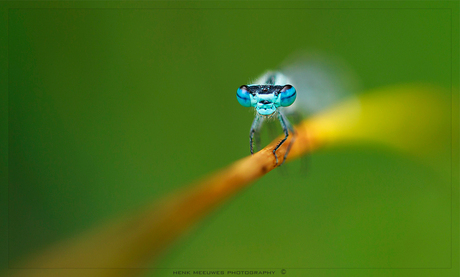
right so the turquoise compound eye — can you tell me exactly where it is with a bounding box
[280,85,296,107]
[236,85,252,107]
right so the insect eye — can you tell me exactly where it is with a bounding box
[279,85,296,107]
[236,85,252,107]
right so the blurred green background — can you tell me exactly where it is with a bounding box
[6,1,457,277]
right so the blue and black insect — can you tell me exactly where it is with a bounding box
[236,53,359,166]
[237,72,297,166]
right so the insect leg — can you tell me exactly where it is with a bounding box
[280,112,296,165]
[272,112,296,166]
[249,114,263,155]
[272,112,289,165]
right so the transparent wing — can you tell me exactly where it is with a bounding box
[278,51,361,116]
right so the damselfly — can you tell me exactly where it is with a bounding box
[236,52,359,166]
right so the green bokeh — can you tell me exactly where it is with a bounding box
[6,1,457,277]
